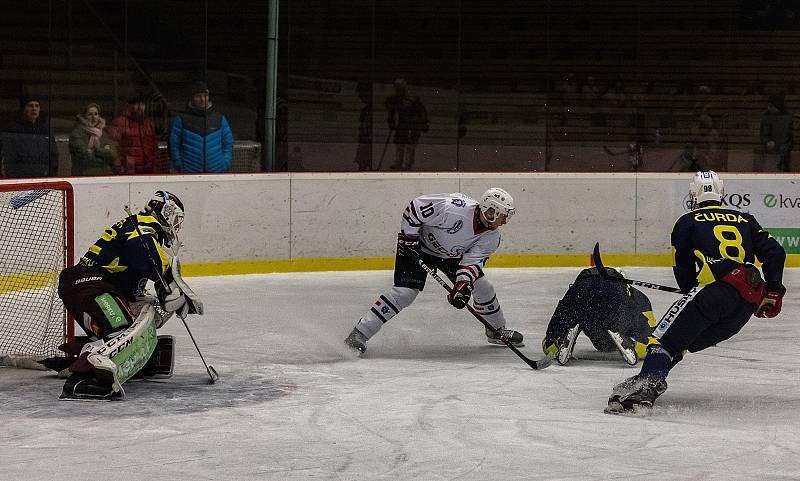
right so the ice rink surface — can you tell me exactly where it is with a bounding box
[2,267,799,481]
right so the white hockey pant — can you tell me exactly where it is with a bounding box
[471,277,506,330]
[355,286,419,339]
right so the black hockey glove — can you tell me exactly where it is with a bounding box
[396,233,420,258]
[448,280,473,309]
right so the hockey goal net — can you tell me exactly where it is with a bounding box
[0,181,74,366]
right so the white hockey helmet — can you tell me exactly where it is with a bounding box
[688,171,723,209]
[479,187,515,222]
[145,191,185,238]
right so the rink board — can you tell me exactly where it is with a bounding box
[3,173,799,275]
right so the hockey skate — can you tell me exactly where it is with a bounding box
[607,330,638,366]
[37,356,74,377]
[556,324,581,365]
[344,327,368,354]
[486,327,524,347]
[60,372,121,401]
[605,373,667,414]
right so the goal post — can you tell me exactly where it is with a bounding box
[0,181,74,366]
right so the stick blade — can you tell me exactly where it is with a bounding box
[529,353,554,370]
[208,366,219,384]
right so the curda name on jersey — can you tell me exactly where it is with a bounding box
[693,212,748,223]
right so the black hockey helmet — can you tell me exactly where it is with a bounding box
[576,266,623,282]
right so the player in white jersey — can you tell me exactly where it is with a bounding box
[344,187,523,354]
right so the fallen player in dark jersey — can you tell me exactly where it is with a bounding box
[541,266,656,366]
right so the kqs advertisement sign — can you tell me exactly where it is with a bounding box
[680,176,800,253]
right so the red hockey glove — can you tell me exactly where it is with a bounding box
[396,233,420,258]
[756,283,786,318]
[448,280,473,309]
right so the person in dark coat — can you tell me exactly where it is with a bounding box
[1,95,59,178]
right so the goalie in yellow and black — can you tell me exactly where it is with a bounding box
[49,191,203,400]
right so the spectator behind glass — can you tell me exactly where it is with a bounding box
[757,94,793,172]
[354,81,373,171]
[0,95,59,178]
[670,114,725,172]
[385,78,429,171]
[68,102,120,176]
[108,94,161,174]
[169,80,234,173]
[145,91,171,141]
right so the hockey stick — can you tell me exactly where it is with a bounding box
[375,129,393,171]
[414,255,552,370]
[592,242,683,293]
[124,205,219,384]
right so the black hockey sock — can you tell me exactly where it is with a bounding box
[639,345,672,377]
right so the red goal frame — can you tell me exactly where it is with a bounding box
[0,181,75,345]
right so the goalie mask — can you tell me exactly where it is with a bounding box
[478,187,515,228]
[688,171,723,209]
[145,191,185,242]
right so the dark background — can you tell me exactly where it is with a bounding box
[1,0,798,173]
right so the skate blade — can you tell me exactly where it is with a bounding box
[59,392,123,402]
[604,400,653,415]
[344,344,366,358]
[486,338,524,348]
[556,325,580,365]
[556,348,573,365]
[607,330,638,366]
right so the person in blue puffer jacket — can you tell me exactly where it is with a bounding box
[169,80,234,173]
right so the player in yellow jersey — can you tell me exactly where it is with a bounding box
[55,191,202,400]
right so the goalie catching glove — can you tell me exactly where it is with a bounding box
[157,257,203,318]
[448,280,473,309]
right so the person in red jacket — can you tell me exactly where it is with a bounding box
[108,94,161,174]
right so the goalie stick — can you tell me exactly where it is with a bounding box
[414,255,552,370]
[124,206,219,384]
[592,242,682,294]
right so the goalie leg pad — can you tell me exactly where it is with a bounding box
[133,335,175,379]
[60,372,122,401]
[76,304,158,394]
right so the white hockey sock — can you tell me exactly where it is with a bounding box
[356,286,418,339]
[472,277,506,331]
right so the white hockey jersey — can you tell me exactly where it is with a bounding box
[400,193,501,282]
